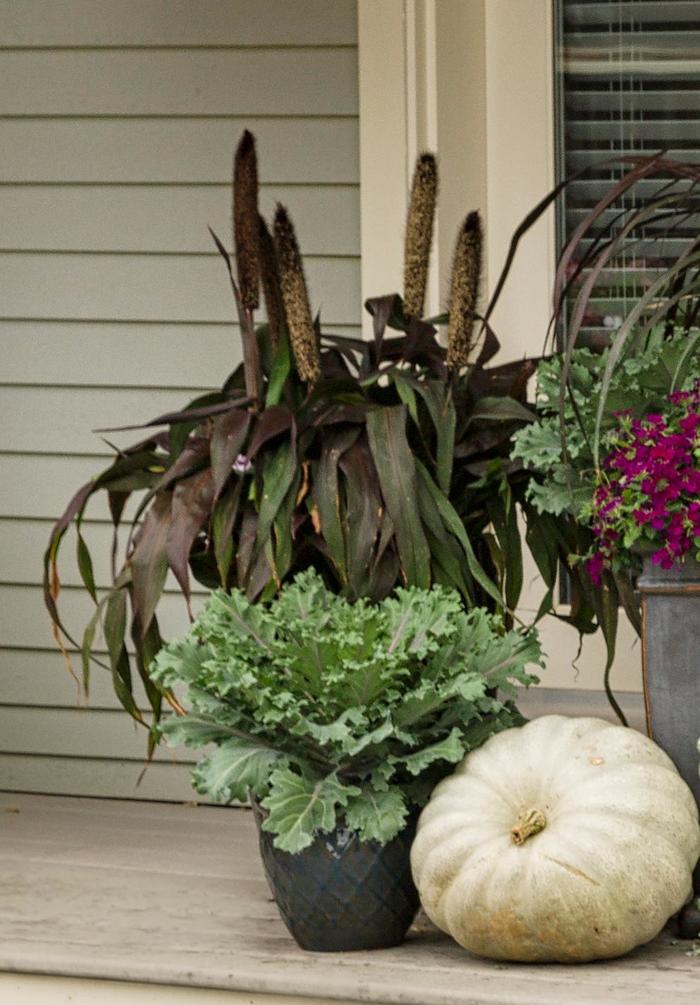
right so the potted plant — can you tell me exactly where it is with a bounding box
[510,154,700,937]
[585,386,700,937]
[511,329,700,719]
[43,131,543,731]
[149,569,541,951]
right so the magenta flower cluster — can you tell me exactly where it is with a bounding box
[588,383,700,585]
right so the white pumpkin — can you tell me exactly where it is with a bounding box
[411,715,700,963]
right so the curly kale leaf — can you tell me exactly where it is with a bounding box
[261,769,360,853]
[344,786,409,844]
[192,739,287,803]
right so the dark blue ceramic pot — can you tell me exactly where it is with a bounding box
[252,802,420,952]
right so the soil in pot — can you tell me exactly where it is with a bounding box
[251,803,420,952]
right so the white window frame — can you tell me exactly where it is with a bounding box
[357,0,642,698]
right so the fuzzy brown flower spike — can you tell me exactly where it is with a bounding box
[403,153,438,318]
[273,205,321,385]
[446,211,482,371]
[258,214,286,351]
[233,130,260,311]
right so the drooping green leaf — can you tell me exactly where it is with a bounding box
[81,596,107,695]
[103,586,127,672]
[270,470,301,584]
[415,460,503,608]
[254,439,297,561]
[488,485,523,616]
[312,428,359,585]
[265,332,292,407]
[366,406,431,588]
[76,532,97,603]
[131,611,164,720]
[212,477,243,587]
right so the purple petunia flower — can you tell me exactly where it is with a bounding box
[588,379,700,582]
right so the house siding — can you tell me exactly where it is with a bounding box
[0,0,360,800]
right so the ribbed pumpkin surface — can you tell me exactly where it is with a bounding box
[411,715,700,962]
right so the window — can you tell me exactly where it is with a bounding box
[555,0,700,344]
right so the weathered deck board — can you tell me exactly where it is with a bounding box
[0,793,697,1004]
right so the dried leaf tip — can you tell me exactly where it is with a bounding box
[446,211,482,372]
[233,129,260,311]
[403,152,438,319]
[258,213,286,351]
[273,205,321,385]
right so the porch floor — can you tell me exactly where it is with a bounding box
[0,792,698,1005]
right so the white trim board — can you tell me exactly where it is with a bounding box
[0,974,369,1005]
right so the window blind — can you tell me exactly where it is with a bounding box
[556,0,700,341]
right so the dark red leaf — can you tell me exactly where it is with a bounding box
[96,396,249,433]
[247,405,293,459]
[166,469,216,610]
[210,408,250,497]
[339,440,383,595]
[130,493,172,636]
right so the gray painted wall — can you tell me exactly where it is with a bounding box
[0,0,360,800]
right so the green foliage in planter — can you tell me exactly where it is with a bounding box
[508,152,700,723]
[151,571,541,852]
[513,329,700,523]
[511,330,700,720]
[43,132,541,732]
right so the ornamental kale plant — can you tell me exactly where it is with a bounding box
[150,571,541,853]
[589,384,700,583]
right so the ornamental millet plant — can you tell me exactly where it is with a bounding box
[43,128,573,730]
[589,383,700,584]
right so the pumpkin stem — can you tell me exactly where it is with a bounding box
[511,809,546,845]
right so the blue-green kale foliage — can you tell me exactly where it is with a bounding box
[151,571,540,852]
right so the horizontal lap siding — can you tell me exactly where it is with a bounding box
[0,0,360,799]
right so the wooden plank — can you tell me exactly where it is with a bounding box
[0,794,697,1004]
[4,580,201,651]
[0,454,137,520]
[0,184,360,254]
[0,119,359,183]
[2,385,215,455]
[0,649,149,710]
[0,253,361,324]
[0,519,209,594]
[0,0,358,47]
[0,49,358,116]
[0,320,360,388]
[0,584,198,649]
[1,519,116,586]
[0,756,197,801]
[0,706,196,761]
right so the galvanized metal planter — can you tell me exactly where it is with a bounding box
[639,557,700,939]
[251,802,420,952]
